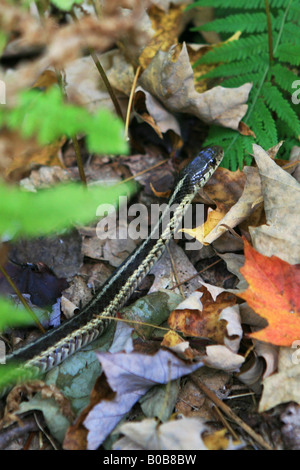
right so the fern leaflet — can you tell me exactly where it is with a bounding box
[189,0,300,169]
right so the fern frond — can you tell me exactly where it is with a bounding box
[281,22,300,44]
[221,72,264,88]
[254,98,278,144]
[204,125,251,170]
[288,3,300,21]
[2,88,128,154]
[275,44,300,65]
[50,0,83,10]
[199,56,267,80]
[194,12,272,33]
[251,112,276,150]
[271,63,298,93]
[262,83,300,136]
[188,0,292,9]
[196,35,269,65]
[189,0,300,169]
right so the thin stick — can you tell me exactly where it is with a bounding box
[191,374,274,450]
[282,159,300,170]
[116,158,169,186]
[89,48,124,122]
[72,135,87,186]
[264,0,274,63]
[0,264,45,334]
[124,65,141,141]
[170,259,221,290]
[167,245,185,299]
[211,405,240,442]
[55,68,87,186]
[95,314,174,333]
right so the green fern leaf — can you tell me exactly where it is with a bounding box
[0,180,135,239]
[281,22,300,43]
[204,126,249,170]
[199,57,267,80]
[195,12,272,33]
[271,63,298,93]
[221,72,264,88]
[288,3,300,21]
[262,83,300,136]
[189,0,299,169]
[187,0,267,9]
[275,44,300,65]
[4,88,128,154]
[50,0,83,10]
[196,35,269,65]
[254,97,278,144]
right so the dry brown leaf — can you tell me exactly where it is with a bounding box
[204,344,245,372]
[113,416,209,450]
[139,42,252,130]
[81,348,204,449]
[134,86,182,137]
[249,144,300,264]
[149,240,205,296]
[176,367,230,420]
[2,1,146,101]
[182,167,246,244]
[139,3,187,69]
[290,145,300,183]
[259,347,300,412]
[203,166,263,245]
[64,50,134,113]
[238,121,256,137]
[167,283,240,348]
[0,130,65,182]
[203,428,240,450]
[1,380,74,428]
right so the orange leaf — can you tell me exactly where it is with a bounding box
[168,286,236,342]
[238,239,300,346]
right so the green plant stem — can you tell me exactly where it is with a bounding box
[89,48,124,122]
[273,0,294,53]
[0,264,45,334]
[264,0,274,63]
[72,135,87,186]
[55,69,88,186]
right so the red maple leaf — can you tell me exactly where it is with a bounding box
[237,239,300,347]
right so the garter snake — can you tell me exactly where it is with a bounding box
[2,146,224,393]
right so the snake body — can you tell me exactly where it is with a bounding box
[3,146,223,390]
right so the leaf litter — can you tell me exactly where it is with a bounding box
[0,0,299,452]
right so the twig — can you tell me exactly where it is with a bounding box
[34,412,58,450]
[0,264,45,334]
[167,245,185,299]
[116,158,169,185]
[89,48,124,122]
[211,405,240,442]
[72,135,87,186]
[55,68,88,186]
[282,159,300,170]
[264,0,274,63]
[191,374,274,450]
[170,259,221,290]
[125,65,141,141]
[0,412,43,450]
[95,314,175,333]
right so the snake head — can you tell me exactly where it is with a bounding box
[183,145,224,193]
